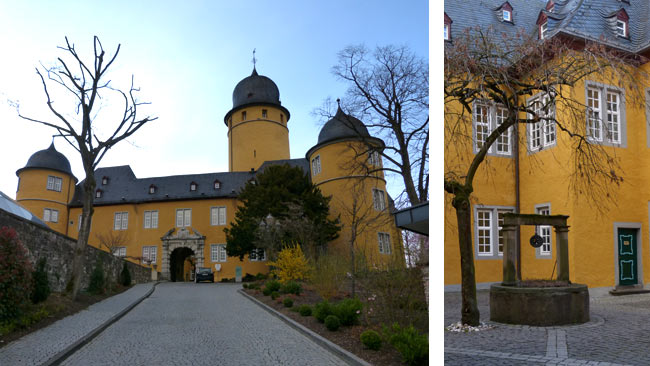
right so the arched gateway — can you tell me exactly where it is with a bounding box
[161,227,205,281]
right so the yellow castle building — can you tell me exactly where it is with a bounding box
[14,67,403,282]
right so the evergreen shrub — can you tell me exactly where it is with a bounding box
[0,227,33,322]
[333,298,363,326]
[324,315,340,331]
[383,323,429,366]
[262,287,272,296]
[283,297,294,308]
[298,304,312,316]
[119,262,131,287]
[264,279,281,292]
[88,260,105,295]
[31,258,50,304]
[313,300,334,323]
[280,281,302,295]
[360,330,382,350]
[271,291,280,300]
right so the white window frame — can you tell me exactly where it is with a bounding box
[616,20,626,37]
[214,181,221,189]
[378,232,391,254]
[43,208,58,223]
[311,155,321,175]
[114,212,128,230]
[114,247,126,257]
[540,22,548,39]
[444,23,450,40]
[96,190,102,198]
[474,205,516,259]
[210,206,227,226]
[176,208,191,227]
[373,188,387,211]
[503,9,511,22]
[473,100,513,156]
[211,244,227,262]
[190,182,197,191]
[144,210,159,229]
[142,246,157,263]
[535,204,552,257]
[249,248,266,262]
[585,82,626,147]
[47,175,62,192]
[527,93,557,152]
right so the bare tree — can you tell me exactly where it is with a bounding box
[445,28,647,325]
[331,44,429,207]
[17,36,156,299]
[95,230,128,257]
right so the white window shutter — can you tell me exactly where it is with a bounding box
[176,210,183,227]
[184,209,191,227]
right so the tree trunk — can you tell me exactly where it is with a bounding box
[70,171,96,299]
[453,193,480,326]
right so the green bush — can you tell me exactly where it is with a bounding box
[264,279,281,293]
[255,272,268,281]
[242,283,249,289]
[242,273,257,282]
[262,287,272,296]
[31,258,50,304]
[313,300,334,323]
[333,298,363,326]
[283,297,294,308]
[298,304,312,316]
[87,260,105,295]
[119,262,131,287]
[384,323,429,366]
[248,282,260,290]
[0,227,33,322]
[360,330,382,350]
[280,281,302,295]
[271,291,280,300]
[324,315,340,331]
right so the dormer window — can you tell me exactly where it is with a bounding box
[190,182,197,191]
[499,2,513,23]
[149,185,157,194]
[444,12,452,41]
[503,9,511,21]
[102,176,109,185]
[214,180,221,189]
[546,0,555,13]
[537,11,548,39]
[95,189,103,198]
[616,20,627,37]
[540,22,548,39]
[614,9,629,38]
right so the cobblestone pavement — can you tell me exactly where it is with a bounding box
[0,282,154,366]
[61,282,349,366]
[445,290,650,365]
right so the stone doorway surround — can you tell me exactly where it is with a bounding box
[161,227,205,281]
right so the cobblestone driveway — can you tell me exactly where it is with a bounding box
[61,282,348,366]
[445,290,650,365]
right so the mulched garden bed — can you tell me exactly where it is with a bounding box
[243,286,405,366]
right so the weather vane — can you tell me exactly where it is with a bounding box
[252,48,257,68]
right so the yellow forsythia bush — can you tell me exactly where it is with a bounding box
[268,243,312,283]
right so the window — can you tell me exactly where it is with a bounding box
[242,111,247,120]
[211,206,227,226]
[586,83,625,146]
[503,9,511,21]
[368,151,382,166]
[96,189,103,198]
[43,208,58,223]
[214,180,221,189]
[378,232,391,254]
[311,155,321,175]
[536,205,552,256]
[540,22,548,39]
[211,244,227,262]
[444,24,450,40]
[373,189,387,211]
[102,176,109,185]
[114,212,128,230]
[616,20,626,37]
[144,210,158,229]
[176,208,191,227]
[47,176,62,192]
[114,247,126,257]
[444,12,452,41]
[280,114,284,122]
[528,93,556,151]
[474,206,516,259]
[262,109,267,118]
[142,246,157,263]
[190,182,197,191]
[249,248,266,261]
[149,185,156,194]
[473,101,513,155]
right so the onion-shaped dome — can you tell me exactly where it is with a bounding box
[224,67,290,125]
[317,106,372,145]
[16,142,74,177]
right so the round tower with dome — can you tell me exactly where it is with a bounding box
[306,102,402,263]
[15,142,77,234]
[224,67,291,172]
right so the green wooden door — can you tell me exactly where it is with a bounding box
[618,228,638,286]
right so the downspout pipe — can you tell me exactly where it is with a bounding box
[515,121,521,281]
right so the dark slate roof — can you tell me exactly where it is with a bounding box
[224,67,291,125]
[16,142,75,179]
[0,190,47,227]
[257,158,311,180]
[317,106,371,145]
[445,0,650,53]
[69,165,256,207]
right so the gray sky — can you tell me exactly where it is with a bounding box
[0,1,429,201]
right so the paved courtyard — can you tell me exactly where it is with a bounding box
[61,282,348,366]
[445,289,650,365]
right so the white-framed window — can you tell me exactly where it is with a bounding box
[114,212,128,230]
[210,206,227,226]
[214,180,221,190]
[190,182,197,191]
[142,246,157,263]
[474,205,516,259]
[176,208,191,227]
[368,151,382,166]
[473,100,513,156]
[311,155,321,175]
[503,9,511,22]
[373,189,387,211]
[144,210,158,229]
[262,109,268,118]
[114,247,126,257]
[249,248,266,262]
[536,205,552,256]
[616,20,627,37]
[586,82,625,146]
[43,208,59,223]
[528,93,556,151]
[444,23,450,40]
[211,244,227,262]
[102,176,109,185]
[378,232,391,254]
[540,22,548,39]
[149,185,156,194]
[95,189,102,198]
[47,175,62,192]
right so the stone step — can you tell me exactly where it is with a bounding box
[609,287,650,296]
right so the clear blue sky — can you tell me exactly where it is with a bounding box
[0,0,429,201]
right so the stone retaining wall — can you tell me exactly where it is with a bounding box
[0,208,151,292]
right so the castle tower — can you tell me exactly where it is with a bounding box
[224,68,291,172]
[16,142,77,235]
[306,105,402,263]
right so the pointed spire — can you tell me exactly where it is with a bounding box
[251,48,258,76]
[335,98,345,117]
[47,141,56,151]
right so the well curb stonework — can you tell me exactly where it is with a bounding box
[238,289,371,366]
